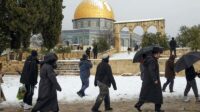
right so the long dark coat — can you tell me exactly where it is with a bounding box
[165,58,175,79]
[169,40,177,50]
[20,56,39,86]
[185,65,197,81]
[139,56,163,104]
[32,54,61,112]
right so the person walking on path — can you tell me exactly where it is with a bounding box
[93,45,98,59]
[20,50,39,110]
[86,47,91,59]
[183,65,200,102]
[162,55,176,93]
[169,37,177,56]
[77,54,93,97]
[91,54,117,112]
[135,47,164,112]
[0,63,6,111]
[32,53,61,112]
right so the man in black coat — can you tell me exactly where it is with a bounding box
[169,37,177,56]
[93,45,98,59]
[32,53,61,112]
[86,47,91,59]
[20,50,39,110]
[183,65,200,102]
[91,54,117,112]
[135,47,164,112]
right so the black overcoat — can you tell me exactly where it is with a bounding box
[20,56,39,86]
[94,60,117,89]
[32,54,61,112]
[139,56,163,104]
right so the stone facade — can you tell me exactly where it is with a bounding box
[114,18,165,52]
[61,18,114,46]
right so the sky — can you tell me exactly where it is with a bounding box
[62,0,200,37]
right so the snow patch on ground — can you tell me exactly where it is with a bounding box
[110,52,136,60]
[1,75,199,106]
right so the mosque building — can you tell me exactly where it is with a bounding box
[61,0,140,50]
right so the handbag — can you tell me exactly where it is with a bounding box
[16,85,26,100]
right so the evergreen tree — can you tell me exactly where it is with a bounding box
[0,0,63,51]
[177,25,200,51]
[0,0,11,53]
[4,0,39,49]
[96,37,110,52]
[42,0,63,51]
[141,32,169,50]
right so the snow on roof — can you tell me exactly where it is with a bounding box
[114,18,165,24]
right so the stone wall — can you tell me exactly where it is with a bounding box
[1,58,195,76]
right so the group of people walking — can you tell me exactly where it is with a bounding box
[14,50,62,112]
[1,40,200,112]
[10,50,115,112]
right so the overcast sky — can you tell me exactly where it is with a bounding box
[62,0,200,37]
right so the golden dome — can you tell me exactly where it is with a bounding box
[74,0,114,20]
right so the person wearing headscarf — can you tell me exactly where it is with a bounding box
[32,53,61,112]
[135,47,164,112]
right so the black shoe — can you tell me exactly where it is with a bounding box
[82,92,85,97]
[77,91,83,97]
[170,90,174,93]
[134,105,142,112]
[91,109,101,112]
[105,107,113,111]
[162,89,166,92]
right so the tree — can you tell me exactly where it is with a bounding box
[5,0,40,49]
[176,25,200,51]
[0,0,11,54]
[0,0,63,52]
[141,32,169,50]
[0,28,11,54]
[54,45,71,59]
[176,26,190,47]
[96,37,110,52]
[42,0,63,51]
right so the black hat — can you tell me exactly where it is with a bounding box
[31,50,38,57]
[152,47,163,54]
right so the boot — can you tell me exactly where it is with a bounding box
[170,90,174,93]
[91,99,103,112]
[134,103,142,112]
[195,97,200,102]
[105,107,113,111]
[77,90,84,97]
